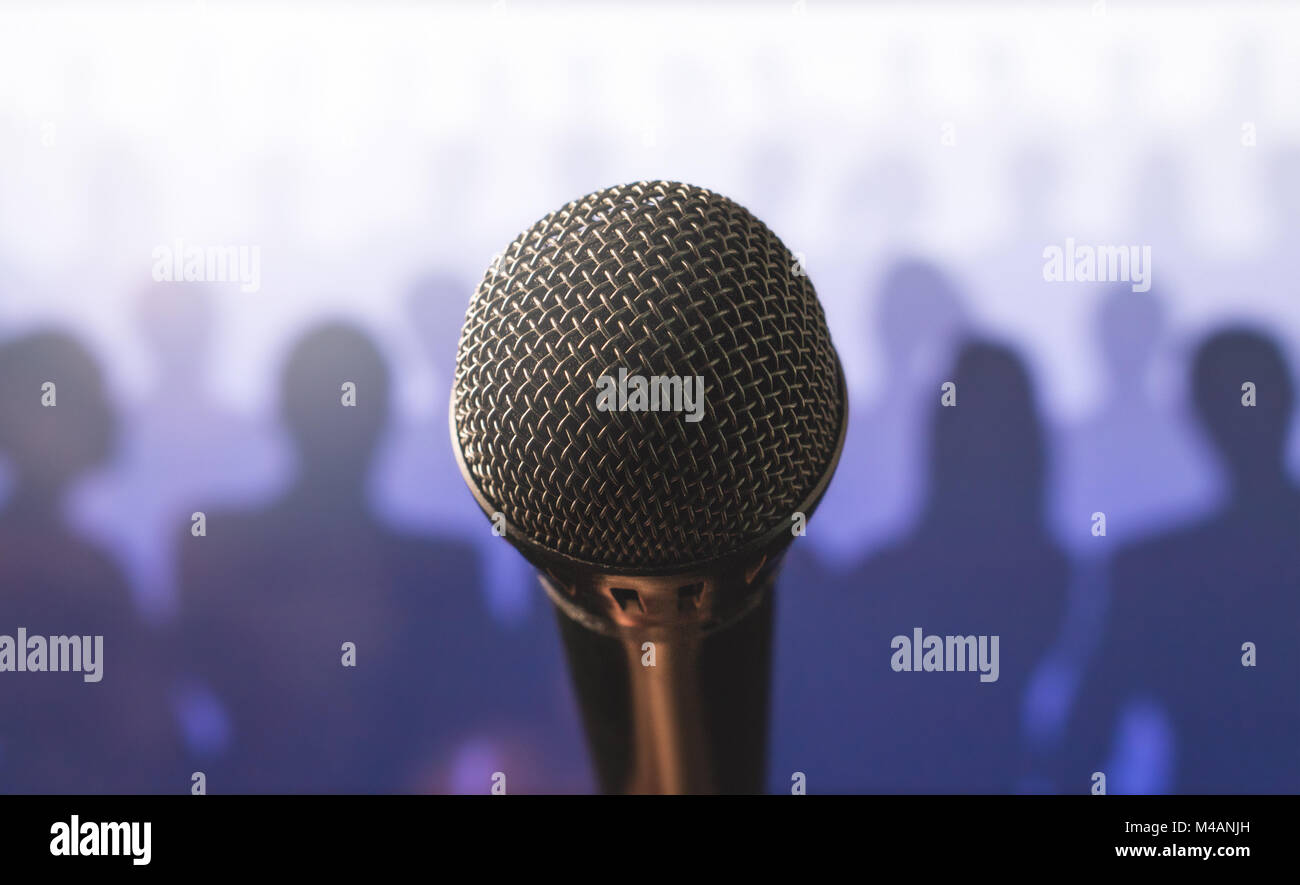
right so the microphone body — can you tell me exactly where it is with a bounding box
[551,575,774,794]
[449,181,846,794]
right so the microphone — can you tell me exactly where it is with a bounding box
[449,181,847,793]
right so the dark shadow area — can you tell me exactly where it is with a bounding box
[808,258,968,570]
[176,321,526,793]
[0,330,182,793]
[1054,283,1213,550]
[775,339,1068,792]
[1065,328,1300,793]
[74,283,283,620]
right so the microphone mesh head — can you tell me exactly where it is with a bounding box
[452,181,845,570]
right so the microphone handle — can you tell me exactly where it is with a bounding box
[550,574,776,794]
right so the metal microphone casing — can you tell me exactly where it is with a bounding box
[449,181,848,793]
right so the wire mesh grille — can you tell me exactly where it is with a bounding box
[452,181,844,569]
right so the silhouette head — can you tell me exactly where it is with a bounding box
[0,330,115,498]
[1097,283,1166,384]
[926,339,1046,529]
[876,259,966,381]
[1192,328,1295,492]
[280,322,390,481]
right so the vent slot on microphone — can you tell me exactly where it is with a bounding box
[609,587,644,613]
[676,582,705,612]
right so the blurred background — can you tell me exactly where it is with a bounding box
[0,0,1297,793]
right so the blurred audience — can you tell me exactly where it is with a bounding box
[1052,283,1214,552]
[2,115,1298,793]
[1065,329,1300,793]
[0,331,182,792]
[807,259,968,572]
[176,322,506,792]
[778,340,1068,792]
[74,283,283,622]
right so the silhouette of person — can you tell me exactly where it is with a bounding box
[809,259,967,571]
[1028,284,1204,770]
[379,277,594,790]
[777,340,1068,792]
[177,321,519,793]
[375,273,477,535]
[0,330,182,793]
[1027,282,1218,782]
[75,283,284,621]
[1053,284,1215,553]
[374,272,537,626]
[1065,328,1300,793]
